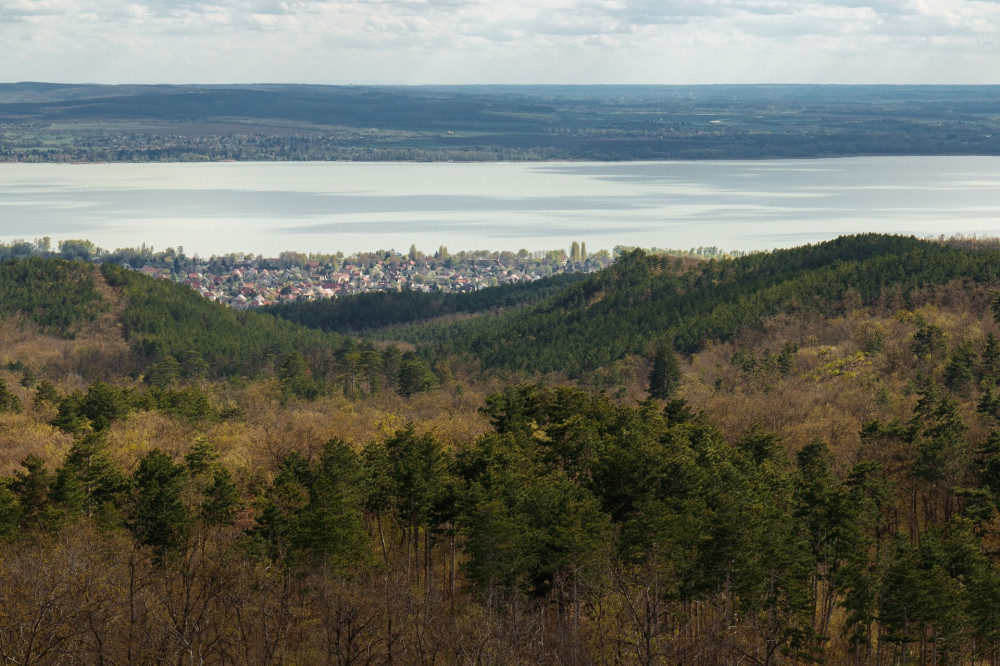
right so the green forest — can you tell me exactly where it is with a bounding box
[5,234,1000,664]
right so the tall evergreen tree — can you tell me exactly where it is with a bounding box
[33,380,57,407]
[12,455,50,529]
[943,340,976,393]
[129,450,191,557]
[911,319,947,360]
[983,333,1000,381]
[0,484,21,542]
[0,378,21,413]
[57,433,129,520]
[145,355,181,389]
[201,468,240,526]
[647,344,681,400]
[397,355,438,397]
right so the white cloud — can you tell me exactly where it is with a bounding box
[0,0,998,82]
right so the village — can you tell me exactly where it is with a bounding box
[0,237,728,310]
[137,244,615,309]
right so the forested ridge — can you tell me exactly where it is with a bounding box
[99,263,348,377]
[350,234,1000,376]
[0,257,108,335]
[5,236,1000,663]
[265,270,588,334]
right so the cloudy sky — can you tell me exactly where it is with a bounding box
[1,0,998,84]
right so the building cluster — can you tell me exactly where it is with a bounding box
[140,253,603,309]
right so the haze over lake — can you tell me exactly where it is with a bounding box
[2,157,999,256]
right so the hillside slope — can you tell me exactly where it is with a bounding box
[0,258,346,378]
[388,234,1000,375]
[265,270,588,334]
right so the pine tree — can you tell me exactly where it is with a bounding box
[397,355,438,397]
[145,355,181,389]
[51,391,89,434]
[983,333,1000,380]
[185,438,220,476]
[59,433,128,520]
[80,381,133,431]
[777,341,799,375]
[278,351,319,400]
[647,344,681,400]
[33,380,57,407]
[12,455,50,529]
[943,340,976,393]
[0,378,21,413]
[129,449,190,557]
[911,320,947,359]
[201,468,240,526]
[0,485,22,542]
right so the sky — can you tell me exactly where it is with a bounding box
[1,0,999,84]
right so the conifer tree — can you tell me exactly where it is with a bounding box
[397,355,438,397]
[647,344,681,400]
[983,333,1000,380]
[129,449,190,557]
[0,484,21,542]
[145,355,181,389]
[911,319,947,359]
[943,340,976,393]
[51,391,89,434]
[33,380,57,407]
[201,468,240,526]
[57,433,128,520]
[0,378,21,413]
[12,455,50,529]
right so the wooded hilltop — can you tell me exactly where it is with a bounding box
[3,234,1000,664]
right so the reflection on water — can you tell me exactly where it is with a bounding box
[1,157,999,255]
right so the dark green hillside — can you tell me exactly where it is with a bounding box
[99,264,344,376]
[0,257,107,335]
[0,257,347,377]
[265,271,588,333]
[397,235,1000,375]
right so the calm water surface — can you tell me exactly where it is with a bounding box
[1,158,999,255]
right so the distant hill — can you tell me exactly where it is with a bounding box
[2,84,999,161]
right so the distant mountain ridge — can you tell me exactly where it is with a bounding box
[2,84,999,161]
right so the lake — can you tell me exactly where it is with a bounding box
[1,157,999,256]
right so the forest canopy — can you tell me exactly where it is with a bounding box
[4,233,1000,663]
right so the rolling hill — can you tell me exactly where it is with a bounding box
[275,234,1000,376]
